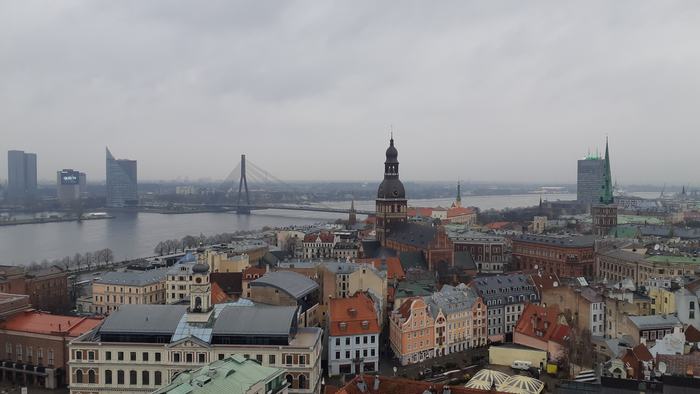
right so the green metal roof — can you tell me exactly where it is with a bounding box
[154,355,285,394]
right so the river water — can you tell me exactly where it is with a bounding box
[0,194,578,264]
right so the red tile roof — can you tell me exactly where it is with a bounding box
[329,293,380,337]
[685,325,700,342]
[334,375,498,394]
[622,343,654,379]
[485,221,512,230]
[0,311,102,337]
[397,297,420,320]
[447,206,476,218]
[211,282,231,304]
[407,207,434,218]
[515,303,570,345]
[242,266,266,279]
[303,232,335,243]
[356,257,406,281]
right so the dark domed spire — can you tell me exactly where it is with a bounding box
[377,135,405,199]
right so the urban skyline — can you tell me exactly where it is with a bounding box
[2,2,700,184]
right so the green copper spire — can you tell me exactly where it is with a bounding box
[456,180,462,207]
[600,137,614,204]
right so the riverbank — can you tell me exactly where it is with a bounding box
[0,214,115,227]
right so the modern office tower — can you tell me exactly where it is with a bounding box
[106,147,138,207]
[56,169,86,205]
[7,150,37,204]
[577,153,605,208]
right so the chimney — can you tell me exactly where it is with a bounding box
[640,337,646,346]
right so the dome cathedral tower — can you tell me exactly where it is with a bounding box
[376,136,408,244]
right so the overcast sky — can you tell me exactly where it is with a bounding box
[1,1,699,185]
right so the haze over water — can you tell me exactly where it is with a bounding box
[0,194,577,264]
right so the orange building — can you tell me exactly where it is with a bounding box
[513,303,570,362]
[389,297,435,365]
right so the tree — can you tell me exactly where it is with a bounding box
[73,253,83,270]
[103,249,114,264]
[85,252,94,270]
[154,242,165,256]
[181,235,197,250]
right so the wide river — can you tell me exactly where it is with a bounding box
[1,194,579,264]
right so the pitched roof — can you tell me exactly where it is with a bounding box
[328,293,380,336]
[242,266,266,279]
[213,305,297,337]
[514,234,595,248]
[396,297,422,320]
[447,206,476,218]
[685,325,700,342]
[454,251,477,270]
[303,232,335,243]
[386,222,438,249]
[628,315,682,330]
[515,303,570,344]
[95,268,168,286]
[0,311,102,337]
[251,271,319,299]
[357,257,405,280]
[211,282,232,304]
[398,251,428,270]
[210,272,243,296]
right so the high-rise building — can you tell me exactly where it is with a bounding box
[592,138,617,236]
[6,150,37,204]
[577,153,605,208]
[375,135,407,244]
[56,169,86,205]
[105,147,138,207]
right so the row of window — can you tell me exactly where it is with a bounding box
[75,369,163,386]
[104,285,162,293]
[334,348,376,360]
[333,335,377,346]
[103,351,162,362]
[5,344,54,365]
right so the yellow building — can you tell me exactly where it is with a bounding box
[92,269,168,314]
[206,250,250,273]
[648,286,676,315]
[489,344,547,369]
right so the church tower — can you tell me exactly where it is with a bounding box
[452,180,462,208]
[592,137,618,236]
[376,135,407,244]
[187,255,213,322]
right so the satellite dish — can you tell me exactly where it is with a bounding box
[654,244,660,251]
[658,361,667,374]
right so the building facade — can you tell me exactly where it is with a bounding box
[577,155,605,208]
[68,303,322,394]
[57,169,87,205]
[449,230,506,273]
[389,297,435,366]
[470,273,539,342]
[512,234,596,278]
[105,147,138,208]
[0,311,102,388]
[92,269,167,314]
[426,283,487,356]
[327,293,380,376]
[0,265,70,313]
[6,150,37,204]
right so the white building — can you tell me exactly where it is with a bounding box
[327,293,380,376]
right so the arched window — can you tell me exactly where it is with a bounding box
[298,374,306,389]
[117,370,125,384]
[194,297,202,310]
[142,370,150,386]
[286,374,293,387]
[130,370,137,385]
[75,369,83,384]
[88,369,96,383]
[105,370,113,384]
[154,371,162,386]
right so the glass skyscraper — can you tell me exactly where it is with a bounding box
[577,155,605,208]
[106,147,138,207]
[7,150,37,204]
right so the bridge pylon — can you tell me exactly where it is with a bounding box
[236,154,251,214]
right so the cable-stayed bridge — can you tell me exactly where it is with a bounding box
[205,155,373,215]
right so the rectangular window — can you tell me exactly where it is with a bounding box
[335,338,340,346]
[345,351,350,359]
[363,336,368,344]
[155,353,161,362]
[218,354,224,360]
[371,348,375,357]
[118,352,124,361]
[286,355,292,365]
[355,337,360,344]
[143,352,148,362]
[346,338,350,345]
[106,351,112,361]
[371,335,376,343]
[336,352,341,360]
[130,352,136,361]
[269,355,275,365]
[198,353,206,363]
